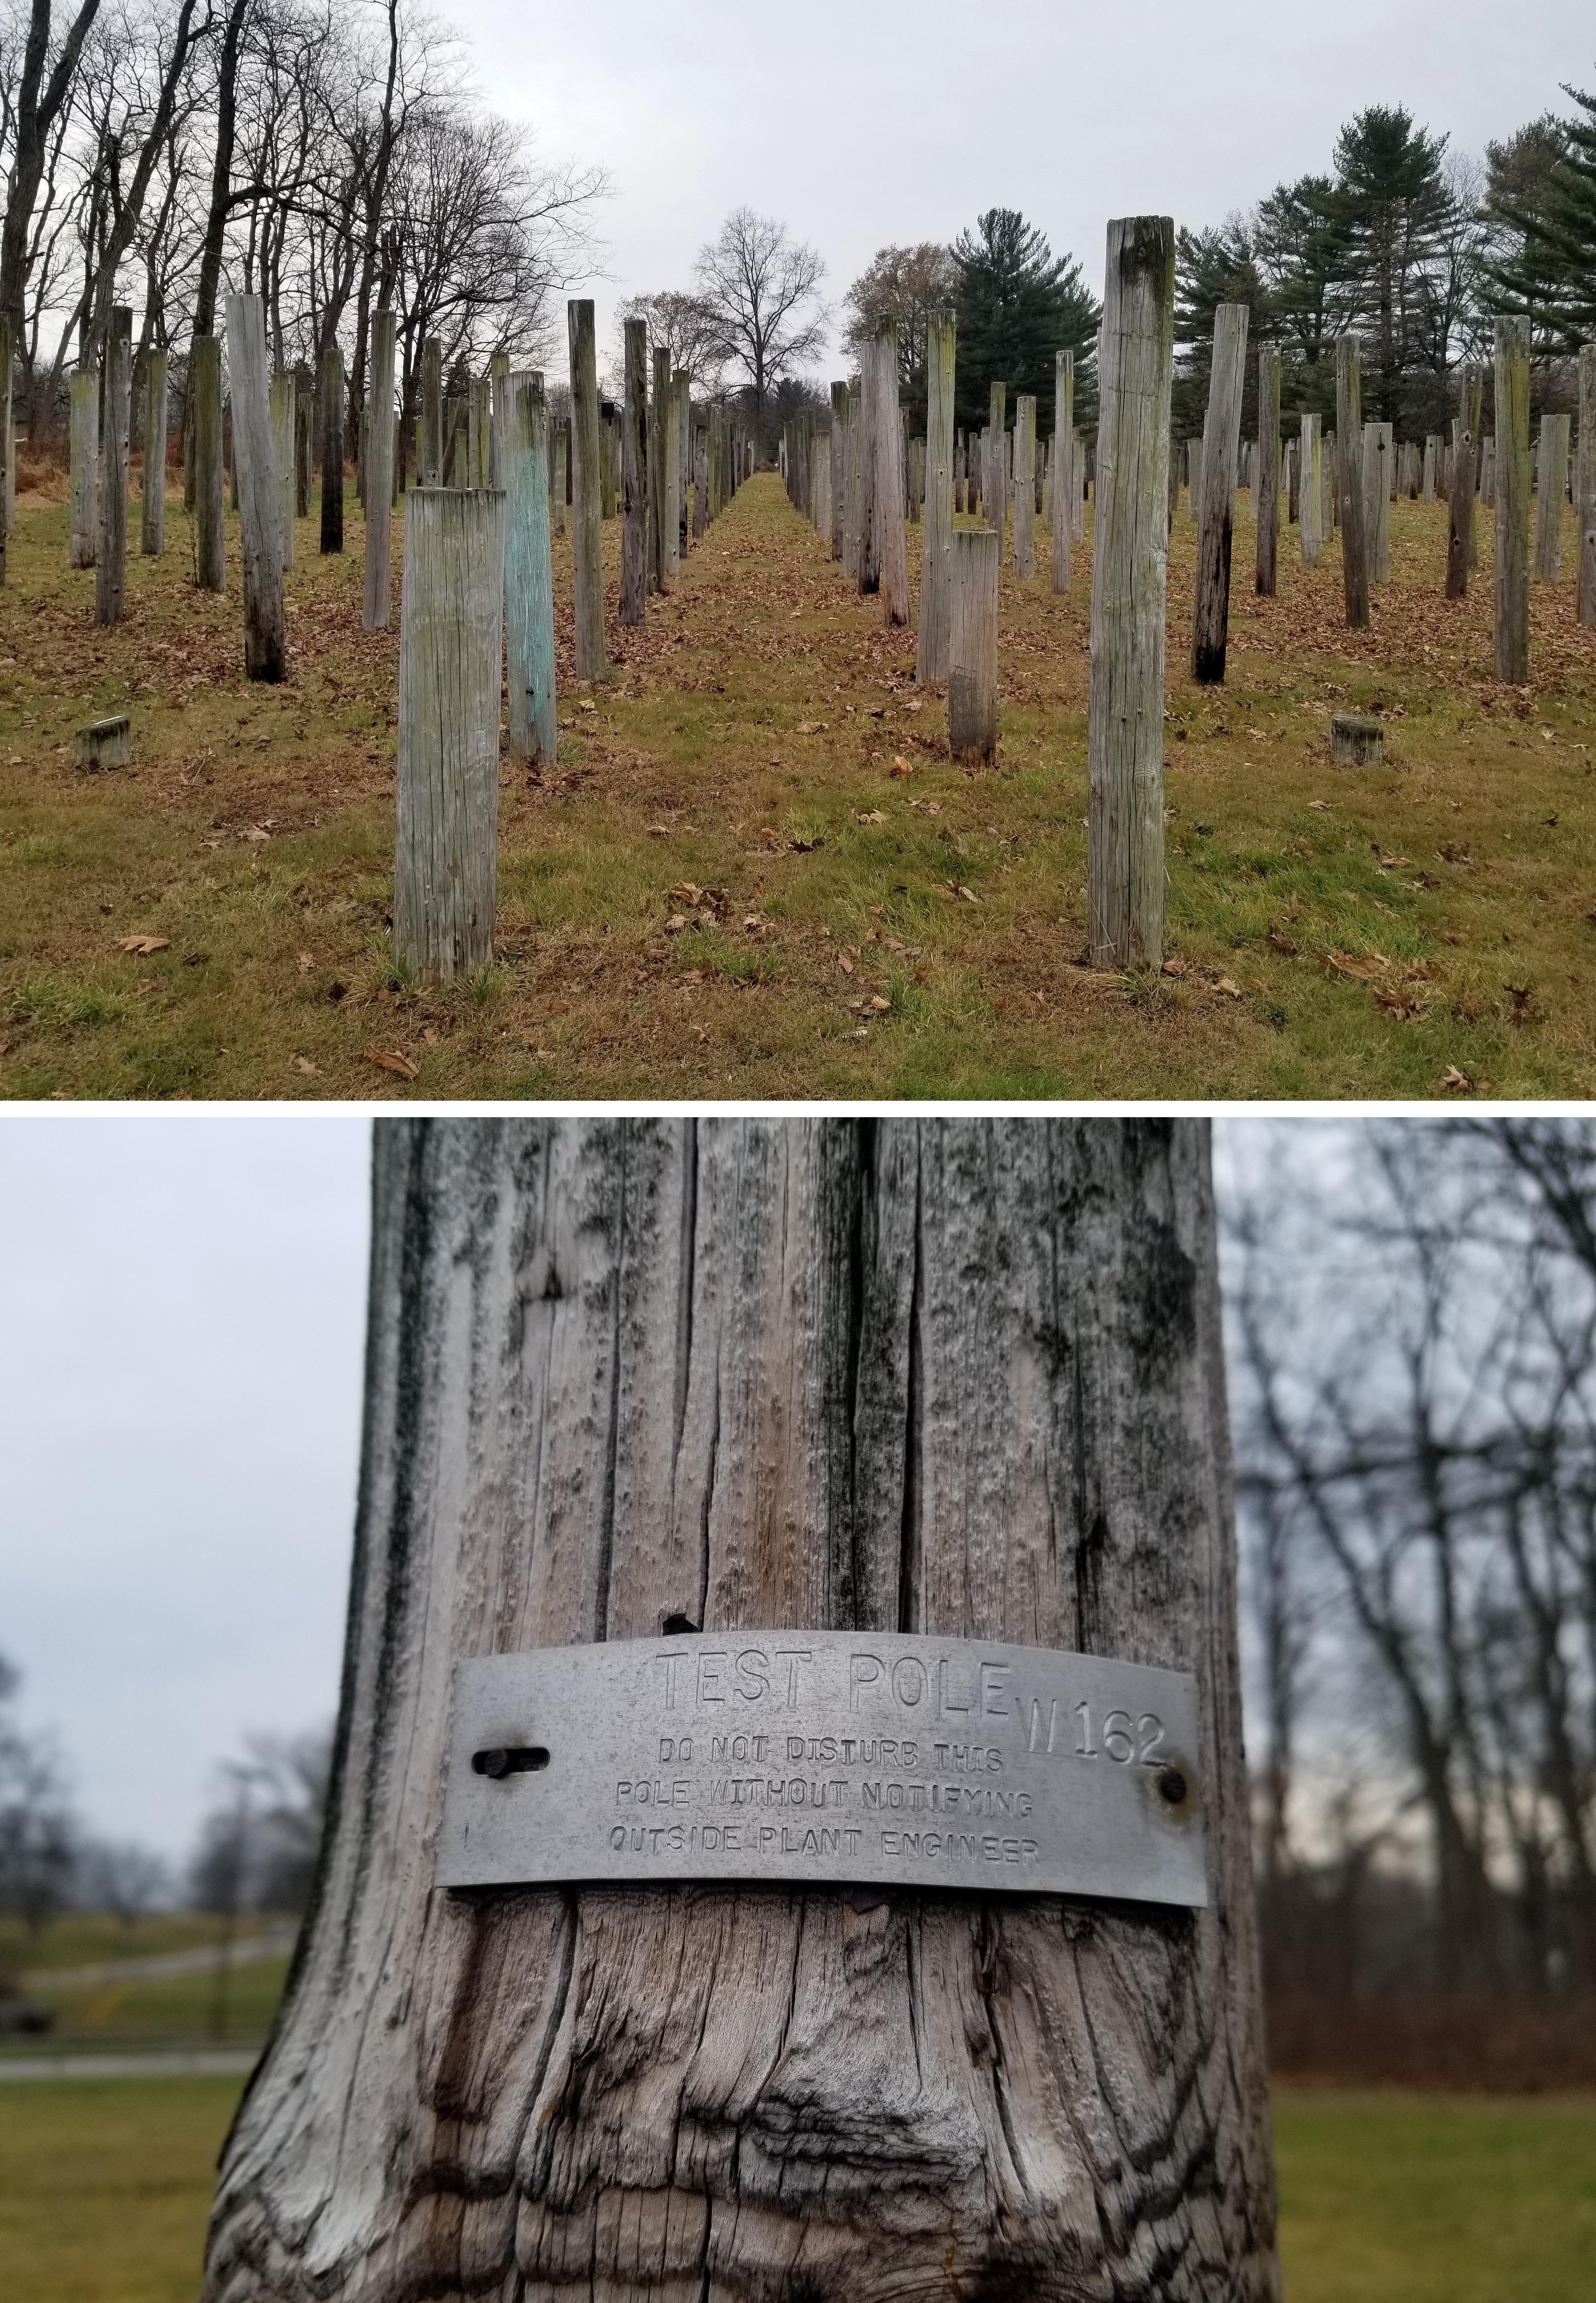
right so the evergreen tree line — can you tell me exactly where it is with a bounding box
[842,208,1100,442]
[1175,89,1596,444]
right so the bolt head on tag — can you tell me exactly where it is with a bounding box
[437,1632,1206,1908]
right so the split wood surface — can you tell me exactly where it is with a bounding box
[201,1116,1277,2303]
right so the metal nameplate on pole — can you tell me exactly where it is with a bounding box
[437,1633,1206,1909]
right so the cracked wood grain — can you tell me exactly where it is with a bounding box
[203,1119,1277,2303]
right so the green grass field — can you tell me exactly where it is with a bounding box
[1,2076,1590,2301]
[4,470,1596,1098]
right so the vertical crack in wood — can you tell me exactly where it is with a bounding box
[897,1137,924,1637]
[594,1126,628,1644]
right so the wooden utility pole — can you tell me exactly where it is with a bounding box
[1494,315,1531,683]
[1444,367,1481,600]
[1579,344,1596,627]
[200,1115,1278,2303]
[867,322,909,624]
[661,355,681,584]
[94,307,132,627]
[69,368,98,568]
[568,299,607,680]
[1534,412,1570,581]
[1334,338,1368,628]
[504,370,557,766]
[295,369,313,515]
[319,343,345,554]
[142,348,168,557]
[394,489,506,981]
[916,311,956,683]
[988,380,1006,550]
[620,318,647,626]
[362,310,397,630]
[1089,216,1175,971]
[1012,393,1036,577]
[946,527,998,760]
[1299,413,1322,566]
[1190,301,1247,682]
[1255,346,1279,595]
[647,345,669,590]
[191,335,225,591]
[269,372,295,573]
[1362,422,1392,581]
[1051,350,1074,590]
[224,293,285,680]
[829,380,847,560]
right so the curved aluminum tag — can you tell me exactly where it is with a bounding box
[437,1633,1206,1907]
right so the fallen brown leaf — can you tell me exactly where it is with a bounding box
[889,755,916,778]
[857,809,886,825]
[293,1055,318,1076]
[364,1047,419,1081]
[116,935,170,955]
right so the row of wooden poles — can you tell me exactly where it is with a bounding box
[392,305,754,984]
[771,249,1596,968]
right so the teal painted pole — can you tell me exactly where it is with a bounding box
[504,369,557,765]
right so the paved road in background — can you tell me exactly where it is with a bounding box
[0,2048,261,2080]
[23,1925,298,1987]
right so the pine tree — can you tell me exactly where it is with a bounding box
[1173,220,1269,434]
[1487,87,1596,347]
[951,208,1098,435]
[1320,106,1456,426]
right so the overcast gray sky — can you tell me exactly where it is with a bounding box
[447,0,1591,373]
[1,1119,370,1864]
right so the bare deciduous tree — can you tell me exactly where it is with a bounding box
[694,204,827,456]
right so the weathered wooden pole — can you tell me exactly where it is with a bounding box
[1494,315,1531,682]
[620,318,648,627]
[362,308,397,630]
[94,307,132,627]
[916,311,956,684]
[470,374,492,489]
[550,424,567,536]
[1051,351,1074,590]
[673,369,690,563]
[1334,338,1369,628]
[1444,368,1481,601]
[987,381,1006,549]
[1299,413,1322,565]
[200,1114,1277,2303]
[1422,434,1438,504]
[1255,346,1279,596]
[504,370,557,767]
[866,323,909,624]
[191,335,226,591]
[295,369,313,515]
[567,297,608,681]
[420,339,443,487]
[647,346,669,591]
[394,489,506,982]
[843,387,862,581]
[1534,412,1570,580]
[224,293,286,682]
[1190,301,1248,682]
[1089,217,1175,970]
[270,372,295,571]
[829,380,847,559]
[1579,344,1596,627]
[141,348,168,558]
[1361,422,1392,580]
[1012,393,1036,577]
[662,359,681,584]
[946,527,999,760]
[319,342,345,554]
[490,350,510,489]
[69,368,99,569]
